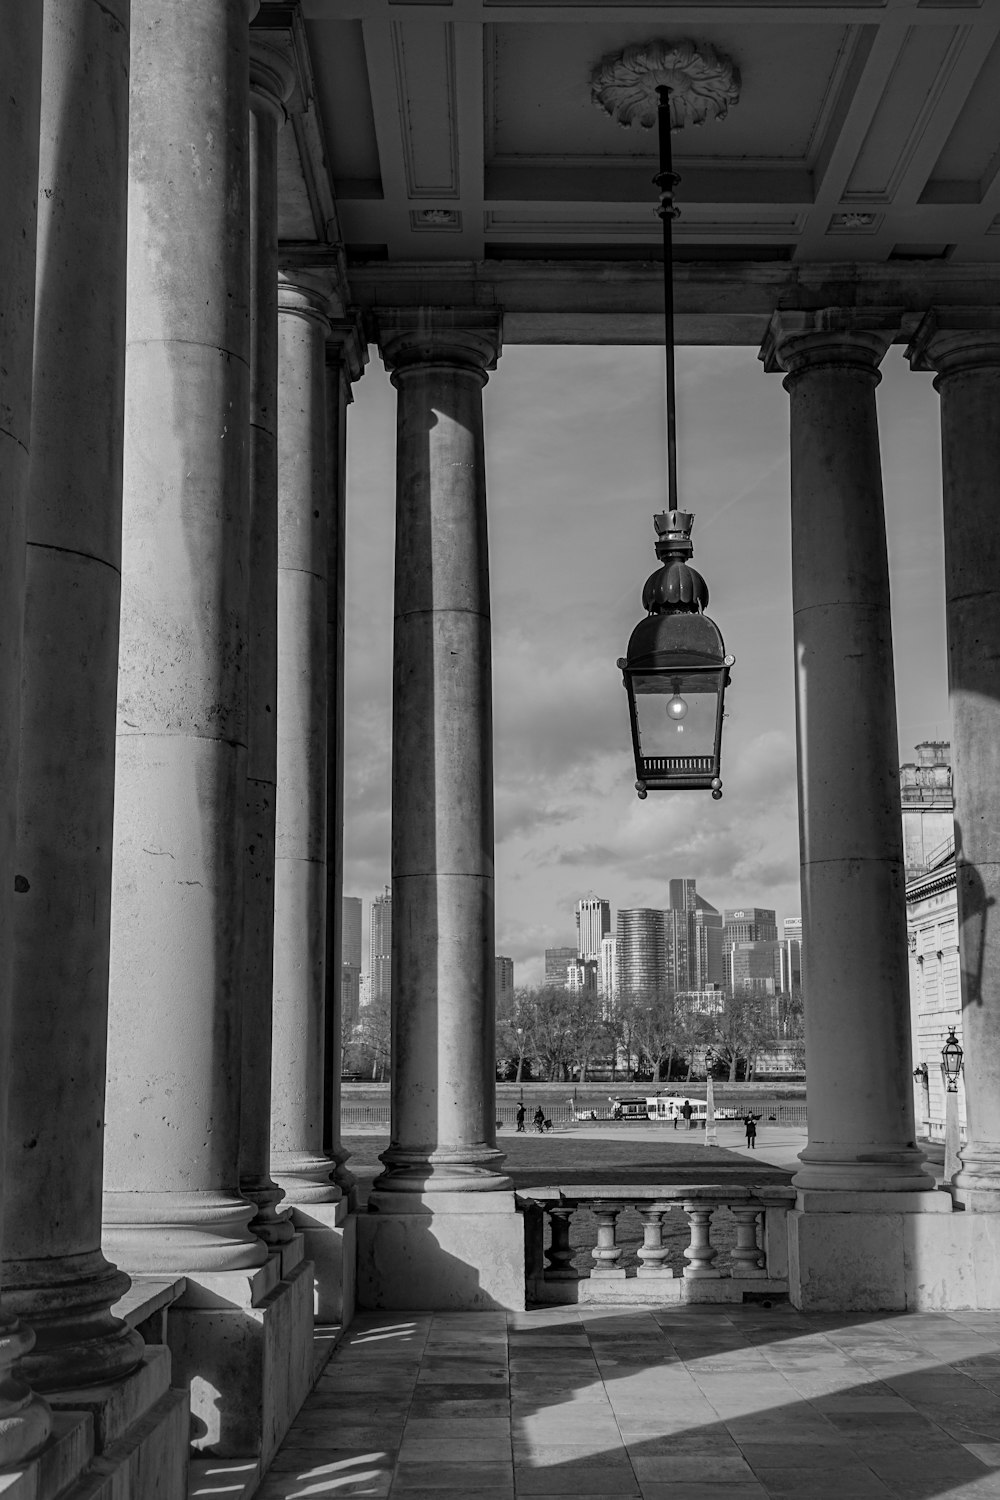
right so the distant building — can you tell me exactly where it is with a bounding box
[726,939,783,996]
[599,934,617,1007]
[568,957,598,995]
[903,743,961,1144]
[676,986,725,1016]
[663,907,690,991]
[575,895,611,961]
[692,898,725,988]
[723,908,778,944]
[342,896,362,1034]
[544,946,577,989]
[616,909,670,997]
[900,741,954,881]
[495,955,514,1014]
[370,886,392,1008]
[780,917,803,995]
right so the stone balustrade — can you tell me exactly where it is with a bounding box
[519,1184,795,1305]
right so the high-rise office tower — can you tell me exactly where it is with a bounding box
[692,897,724,988]
[599,934,617,1004]
[495,955,514,1013]
[663,907,690,991]
[781,917,803,994]
[370,886,392,1008]
[544,946,578,989]
[342,896,363,1034]
[723,907,778,944]
[616,909,670,997]
[668,878,697,916]
[575,895,611,960]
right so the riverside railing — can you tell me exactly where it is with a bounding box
[518,1183,796,1305]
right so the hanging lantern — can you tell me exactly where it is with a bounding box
[619,510,733,798]
[941,1027,964,1093]
[618,83,733,799]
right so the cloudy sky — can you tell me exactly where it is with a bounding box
[343,343,950,987]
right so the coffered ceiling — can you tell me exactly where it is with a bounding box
[263,0,1000,341]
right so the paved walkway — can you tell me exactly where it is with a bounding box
[257,1303,1000,1499]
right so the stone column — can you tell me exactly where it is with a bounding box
[103,0,266,1275]
[0,3,51,1467]
[3,0,144,1392]
[270,274,339,1206]
[239,37,295,1249]
[373,310,509,1195]
[760,311,932,1195]
[908,310,1000,1208]
[322,324,366,1208]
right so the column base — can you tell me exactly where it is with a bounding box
[3,1249,145,1391]
[241,1173,295,1247]
[284,1200,356,1324]
[102,1191,268,1275]
[952,1144,1000,1208]
[358,1190,525,1311]
[0,1314,51,1468]
[271,1151,341,1205]
[165,1255,314,1465]
[0,1412,90,1500]
[792,1143,935,1193]
[373,1144,512,1194]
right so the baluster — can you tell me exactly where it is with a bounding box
[590,1201,627,1278]
[637,1202,673,1277]
[544,1203,580,1281]
[682,1200,721,1279]
[730,1205,766,1278]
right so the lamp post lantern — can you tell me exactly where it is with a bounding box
[941,1027,964,1186]
[941,1027,964,1093]
[617,83,734,798]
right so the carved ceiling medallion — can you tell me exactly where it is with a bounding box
[591,39,740,132]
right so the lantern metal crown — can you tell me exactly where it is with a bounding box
[613,66,736,800]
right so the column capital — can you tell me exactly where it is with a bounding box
[759,308,901,382]
[906,308,1000,381]
[376,308,502,380]
[249,36,294,124]
[327,314,369,392]
[278,270,334,332]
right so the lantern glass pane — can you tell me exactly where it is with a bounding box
[632,671,719,760]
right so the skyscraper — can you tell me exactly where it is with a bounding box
[342,896,363,1034]
[781,917,803,994]
[495,955,514,1014]
[370,886,392,1008]
[599,934,617,1005]
[692,897,724,989]
[723,908,778,944]
[575,895,611,960]
[616,909,670,997]
[544,946,577,989]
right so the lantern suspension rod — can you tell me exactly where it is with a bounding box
[655,84,680,513]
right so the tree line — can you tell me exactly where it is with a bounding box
[495,984,804,1084]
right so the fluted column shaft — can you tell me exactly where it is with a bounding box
[270,275,338,1203]
[761,311,932,1194]
[373,310,509,1194]
[239,37,295,1247]
[323,326,366,1206]
[908,312,1000,1208]
[104,0,266,1274]
[0,3,52,1467]
[4,0,143,1392]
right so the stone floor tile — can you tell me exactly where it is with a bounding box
[514,1468,640,1495]
[749,1468,890,1497]
[391,1460,513,1491]
[408,1398,510,1420]
[398,1436,513,1462]
[630,1454,757,1483]
[268,1446,396,1473]
[410,1382,509,1402]
[735,1443,857,1469]
[636,1485,767,1500]
[403,1417,511,1438]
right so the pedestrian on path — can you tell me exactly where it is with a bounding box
[681,1099,693,1131]
[516,1103,526,1132]
[744,1114,757,1150]
[533,1105,545,1133]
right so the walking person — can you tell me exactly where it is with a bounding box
[533,1106,546,1134]
[670,1102,678,1130]
[681,1099,693,1131]
[516,1103,526,1133]
[744,1114,757,1150]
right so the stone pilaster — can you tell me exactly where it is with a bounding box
[760,310,932,1196]
[271,274,339,1205]
[240,36,296,1249]
[0,2,52,1463]
[908,309,1000,1209]
[323,321,367,1208]
[103,0,266,1274]
[373,309,509,1196]
[3,0,144,1393]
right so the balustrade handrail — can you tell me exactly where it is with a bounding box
[517,1183,796,1204]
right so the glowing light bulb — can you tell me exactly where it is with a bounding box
[666,692,688,723]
